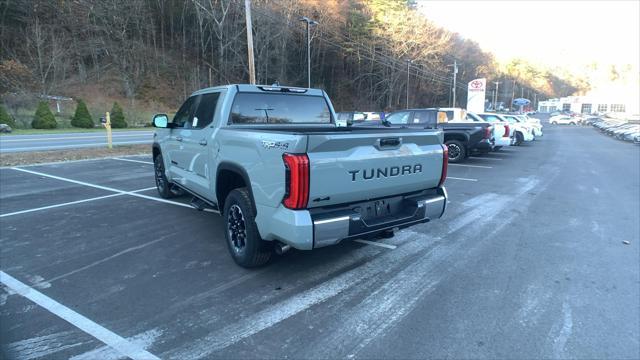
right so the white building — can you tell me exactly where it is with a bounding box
[538,95,636,115]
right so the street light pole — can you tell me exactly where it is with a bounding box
[493,81,500,110]
[406,59,412,109]
[452,60,458,107]
[299,16,318,88]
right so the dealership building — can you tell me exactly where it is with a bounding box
[538,88,639,115]
[537,96,634,114]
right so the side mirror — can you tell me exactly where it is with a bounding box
[153,114,169,128]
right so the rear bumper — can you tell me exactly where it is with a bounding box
[255,188,447,250]
[472,139,493,153]
[494,137,511,147]
[311,187,447,248]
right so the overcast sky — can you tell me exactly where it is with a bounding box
[417,0,640,69]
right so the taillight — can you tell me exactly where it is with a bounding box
[503,124,510,138]
[484,126,492,139]
[282,153,309,209]
[438,144,448,187]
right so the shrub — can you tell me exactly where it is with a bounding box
[0,104,16,127]
[110,102,127,128]
[31,102,57,129]
[70,99,94,128]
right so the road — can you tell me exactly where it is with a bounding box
[0,130,154,152]
[0,124,638,359]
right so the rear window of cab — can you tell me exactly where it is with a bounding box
[229,93,332,124]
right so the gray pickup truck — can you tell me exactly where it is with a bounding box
[152,84,448,267]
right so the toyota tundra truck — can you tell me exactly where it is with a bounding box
[152,84,448,267]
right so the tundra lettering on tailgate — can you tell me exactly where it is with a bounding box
[348,164,423,181]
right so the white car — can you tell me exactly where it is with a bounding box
[477,113,533,146]
[516,115,544,137]
[465,112,511,149]
[550,115,577,125]
[503,115,536,143]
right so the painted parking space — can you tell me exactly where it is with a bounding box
[1,127,638,359]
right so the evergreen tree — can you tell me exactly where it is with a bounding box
[0,104,16,128]
[31,102,57,129]
[110,102,127,128]
[70,99,94,128]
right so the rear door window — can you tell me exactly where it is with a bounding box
[229,93,332,124]
[412,110,436,127]
[192,92,220,129]
[386,111,411,125]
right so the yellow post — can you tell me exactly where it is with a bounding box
[105,112,113,149]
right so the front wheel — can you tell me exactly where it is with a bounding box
[551,121,557,125]
[569,122,576,125]
[223,188,272,268]
[155,154,176,199]
[445,140,466,163]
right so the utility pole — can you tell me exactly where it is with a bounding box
[534,93,537,110]
[406,59,412,109]
[521,87,524,98]
[451,60,458,107]
[493,81,500,110]
[299,16,318,88]
[244,0,256,84]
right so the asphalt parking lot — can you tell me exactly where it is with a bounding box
[1,126,639,359]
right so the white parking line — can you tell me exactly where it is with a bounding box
[112,158,154,165]
[449,163,493,169]
[468,156,503,161]
[354,239,397,249]
[447,176,478,182]
[10,167,218,213]
[0,271,161,360]
[0,187,156,218]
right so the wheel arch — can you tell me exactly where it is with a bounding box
[216,162,255,213]
[444,133,469,144]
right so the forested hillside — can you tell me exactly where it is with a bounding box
[0,0,586,125]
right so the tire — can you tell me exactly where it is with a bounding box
[445,140,466,163]
[515,132,524,146]
[570,122,576,125]
[223,188,272,268]
[551,121,557,125]
[154,153,177,199]
[494,146,502,151]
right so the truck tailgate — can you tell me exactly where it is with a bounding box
[305,130,444,208]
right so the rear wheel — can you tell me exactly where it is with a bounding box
[551,121,557,125]
[223,188,272,268]
[570,122,576,125]
[515,132,524,146]
[445,140,466,163]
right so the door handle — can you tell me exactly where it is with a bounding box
[175,136,183,142]
[199,139,208,146]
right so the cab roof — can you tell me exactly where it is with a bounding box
[191,84,326,97]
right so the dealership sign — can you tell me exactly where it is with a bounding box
[466,78,486,113]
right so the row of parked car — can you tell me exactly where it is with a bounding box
[591,118,640,143]
[336,108,543,163]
